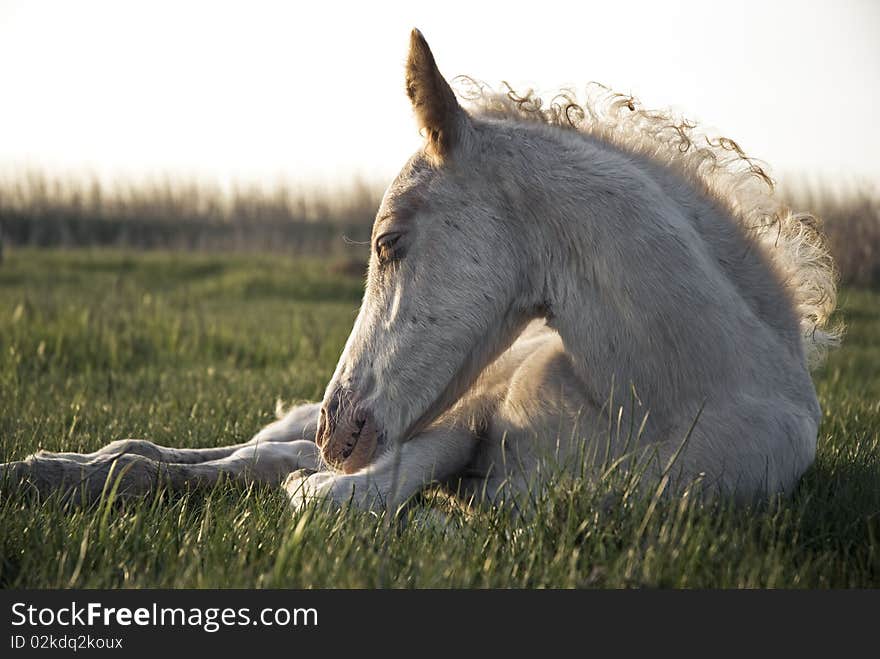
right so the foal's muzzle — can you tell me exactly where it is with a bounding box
[317,388,383,473]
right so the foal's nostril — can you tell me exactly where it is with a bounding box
[317,393,383,470]
[327,395,341,418]
[317,390,344,447]
[316,406,335,448]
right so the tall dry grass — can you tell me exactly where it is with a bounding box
[0,173,877,286]
[0,173,382,254]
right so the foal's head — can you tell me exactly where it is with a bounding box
[317,30,544,472]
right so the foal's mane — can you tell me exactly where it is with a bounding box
[456,78,841,366]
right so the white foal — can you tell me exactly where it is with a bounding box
[1,30,839,513]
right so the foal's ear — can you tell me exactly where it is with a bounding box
[406,29,468,159]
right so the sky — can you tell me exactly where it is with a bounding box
[0,0,877,189]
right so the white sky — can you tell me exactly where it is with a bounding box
[0,0,877,189]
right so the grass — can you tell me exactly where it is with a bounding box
[0,248,878,588]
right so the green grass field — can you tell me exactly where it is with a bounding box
[1,249,878,588]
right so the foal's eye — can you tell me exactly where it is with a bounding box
[375,232,403,264]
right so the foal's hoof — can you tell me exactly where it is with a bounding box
[283,470,383,513]
[0,461,30,490]
[281,469,318,500]
[283,468,318,485]
[0,458,70,500]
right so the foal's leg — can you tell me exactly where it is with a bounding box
[3,440,322,502]
[33,403,321,464]
[1,403,322,500]
[284,422,478,512]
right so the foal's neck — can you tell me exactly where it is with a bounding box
[512,128,766,418]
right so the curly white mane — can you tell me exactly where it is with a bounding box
[457,78,841,367]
